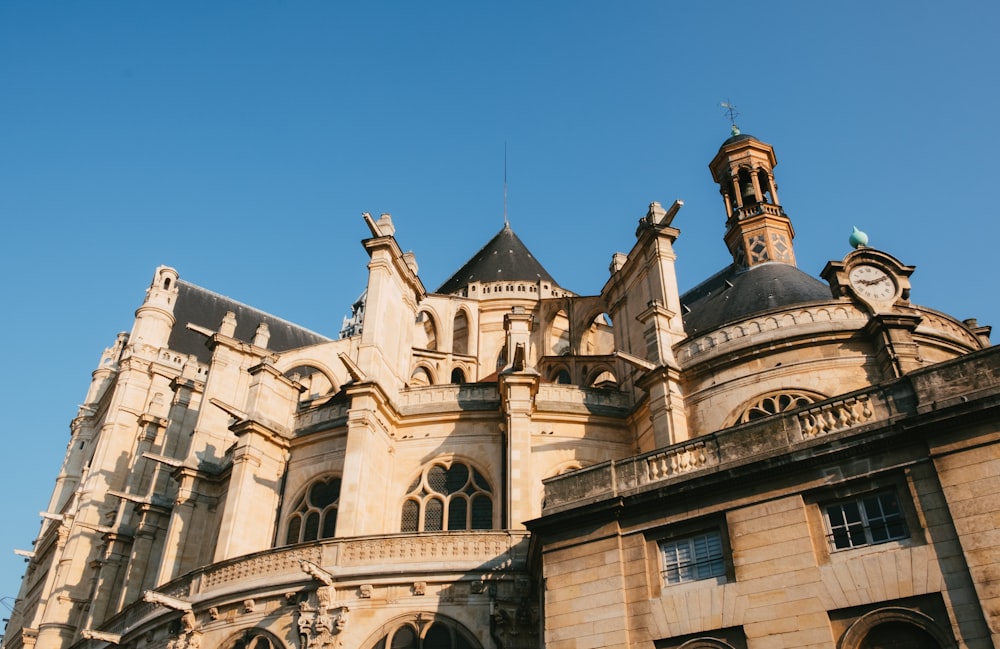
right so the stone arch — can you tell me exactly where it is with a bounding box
[414,308,440,351]
[548,309,571,356]
[220,628,287,649]
[579,310,614,356]
[586,365,618,390]
[281,362,340,402]
[678,639,738,649]
[363,612,482,649]
[452,308,471,356]
[839,607,954,649]
[548,365,572,385]
[409,364,435,387]
[549,460,585,476]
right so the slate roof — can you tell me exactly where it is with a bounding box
[681,263,833,336]
[436,224,560,295]
[167,281,331,364]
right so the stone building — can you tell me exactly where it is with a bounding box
[4,130,998,649]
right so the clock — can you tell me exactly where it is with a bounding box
[848,264,896,301]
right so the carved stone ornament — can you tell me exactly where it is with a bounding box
[166,611,202,649]
[491,598,539,649]
[358,584,373,598]
[413,581,426,596]
[297,591,349,649]
[167,630,202,649]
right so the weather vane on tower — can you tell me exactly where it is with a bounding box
[720,100,741,136]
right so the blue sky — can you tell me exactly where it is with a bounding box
[2,1,998,610]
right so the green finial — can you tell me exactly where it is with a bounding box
[731,123,741,136]
[849,226,869,249]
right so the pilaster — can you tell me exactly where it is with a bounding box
[335,382,396,536]
[213,419,290,560]
[864,313,924,379]
[499,372,539,529]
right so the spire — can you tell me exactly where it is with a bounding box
[708,131,796,269]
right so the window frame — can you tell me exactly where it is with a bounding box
[659,529,727,586]
[400,459,494,533]
[283,475,342,546]
[822,488,909,552]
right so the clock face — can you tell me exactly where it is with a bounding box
[849,264,896,301]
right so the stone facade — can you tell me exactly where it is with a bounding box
[3,131,997,649]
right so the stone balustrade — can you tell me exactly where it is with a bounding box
[99,531,529,638]
[542,384,900,513]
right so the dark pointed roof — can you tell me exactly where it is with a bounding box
[167,281,331,364]
[436,224,559,295]
[681,263,833,336]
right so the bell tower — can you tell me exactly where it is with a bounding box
[708,128,796,268]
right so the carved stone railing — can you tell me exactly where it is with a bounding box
[542,384,902,513]
[397,384,500,413]
[644,440,717,481]
[799,394,874,438]
[535,384,632,415]
[99,531,529,638]
[295,401,350,431]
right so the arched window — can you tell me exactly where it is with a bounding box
[450,368,466,384]
[453,311,469,356]
[737,167,756,206]
[840,607,952,649]
[370,617,480,649]
[757,168,774,203]
[737,390,825,424]
[401,460,493,532]
[285,476,341,545]
[553,369,571,384]
[861,622,940,649]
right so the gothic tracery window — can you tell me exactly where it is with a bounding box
[285,476,341,545]
[401,460,493,532]
[737,390,823,424]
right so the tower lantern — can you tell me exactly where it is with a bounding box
[708,132,796,268]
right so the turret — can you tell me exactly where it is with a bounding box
[708,128,796,268]
[131,266,180,350]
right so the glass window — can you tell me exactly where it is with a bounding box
[824,490,908,551]
[284,477,341,545]
[660,530,726,585]
[401,461,493,532]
